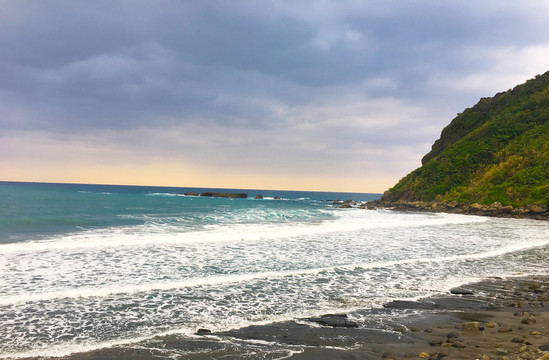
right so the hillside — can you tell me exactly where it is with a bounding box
[379,70,549,217]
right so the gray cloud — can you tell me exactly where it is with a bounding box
[2,1,549,189]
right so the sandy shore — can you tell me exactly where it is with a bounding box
[10,276,549,360]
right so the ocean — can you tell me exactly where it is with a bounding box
[1,181,548,359]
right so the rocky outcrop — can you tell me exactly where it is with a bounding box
[255,194,263,199]
[200,192,247,198]
[366,198,549,220]
[184,192,199,196]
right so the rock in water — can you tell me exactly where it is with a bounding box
[200,192,247,198]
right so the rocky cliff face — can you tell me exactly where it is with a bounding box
[379,70,549,217]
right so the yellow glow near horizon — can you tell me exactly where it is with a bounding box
[1,159,394,193]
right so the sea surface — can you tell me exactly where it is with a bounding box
[1,181,548,359]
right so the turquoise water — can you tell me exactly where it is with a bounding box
[0,182,379,244]
[1,181,548,359]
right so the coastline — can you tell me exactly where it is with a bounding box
[13,275,549,360]
[356,200,549,221]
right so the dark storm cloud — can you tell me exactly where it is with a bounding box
[1,1,549,145]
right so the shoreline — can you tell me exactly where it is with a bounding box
[350,200,549,221]
[12,275,549,360]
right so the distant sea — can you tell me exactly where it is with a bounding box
[1,181,548,359]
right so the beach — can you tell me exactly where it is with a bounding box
[10,275,548,360]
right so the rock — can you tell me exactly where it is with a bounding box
[429,339,443,346]
[184,192,199,196]
[498,326,513,333]
[479,355,491,360]
[521,316,537,325]
[461,322,480,332]
[450,288,474,295]
[512,337,526,343]
[496,348,509,355]
[381,351,394,359]
[200,192,247,198]
[195,328,212,335]
[393,325,407,333]
[526,204,547,214]
[539,344,549,351]
[519,345,528,352]
[383,300,436,310]
[447,331,460,339]
[339,203,352,208]
[514,312,525,316]
[536,354,549,360]
[486,322,499,328]
[254,194,263,199]
[452,342,467,348]
[304,314,358,328]
[531,331,542,335]
[274,196,281,200]
[419,352,430,358]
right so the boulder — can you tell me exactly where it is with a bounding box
[255,194,263,199]
[450,288,474,295]
[304,314,358,328]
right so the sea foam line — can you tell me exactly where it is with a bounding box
[2,236,547,306]
[0,210,489,254]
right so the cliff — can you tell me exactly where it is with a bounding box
[379,70,549,218]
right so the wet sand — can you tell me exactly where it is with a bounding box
[10,276,549,360]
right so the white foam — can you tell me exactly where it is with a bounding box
[0,209,490,253]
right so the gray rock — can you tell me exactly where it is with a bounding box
[304,314,359,328]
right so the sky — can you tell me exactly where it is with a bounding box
[1,1,549,193]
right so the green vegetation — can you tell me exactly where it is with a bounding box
[387,70,549,208]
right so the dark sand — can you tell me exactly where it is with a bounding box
[10,276,549,360]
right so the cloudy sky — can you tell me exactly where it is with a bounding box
[1,1,549,192]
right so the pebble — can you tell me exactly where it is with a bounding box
[429,339,443,346]
[486,322,499,328]
[496,348,509,355]
[452,341,467,348]
[521,317,537,325]
[498,326,513,333]
[419,352,429,358]
[447,331,460,338]
[479,355,491,360]
[382,351,394,359]
[512,337,526,343]
[462,322,480,332]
